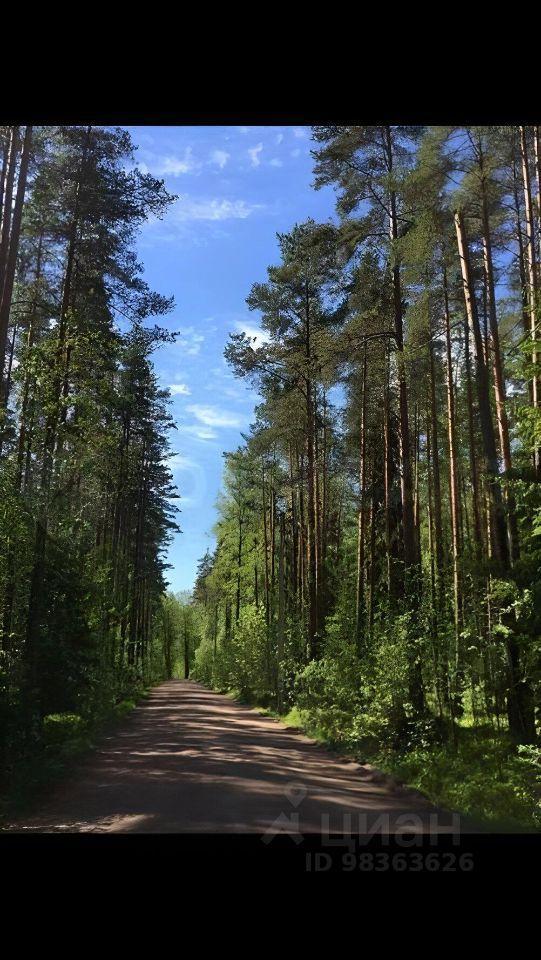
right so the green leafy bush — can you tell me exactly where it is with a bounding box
[42,713,85,747]
[113,699,137,720]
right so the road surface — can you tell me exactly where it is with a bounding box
[5,680,467,834]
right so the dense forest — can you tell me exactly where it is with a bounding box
[0,126,181,797]
[191,126,541,828]
[2,124,541,830]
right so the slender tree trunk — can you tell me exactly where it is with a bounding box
[385,127,417,578]
[481,191,520,563]
[383,348,394,601]
[385,126,423,714]
[0,128,19,312]
[533,125,541,261]
[511,145,531,339]
[355,342,367,649]
[262,465,270,627]
[0,126,32,405]
[277,511,285,712]
[443,265,461,648]
[184,609,190,679]
[455,209,508,565]
[428,338,444,606]
[519,126,540,472]
[16,232,43,488]
[304,282,318,657]
[236,512,243,623]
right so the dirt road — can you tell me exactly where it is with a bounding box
[5,680,466,834]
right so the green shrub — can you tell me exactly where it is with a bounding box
[295,620,362,745]
[42,713,85,746]
[113,699,137,720]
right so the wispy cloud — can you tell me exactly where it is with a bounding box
[168,453,197,470]
[248,143,263,168]
[291,148,301,158]
[186,404,244,428]
[293,127,308,138]
[169,383,191,396]
[276,133,284,145]
[176,326,205,356]
[172,197,262,222]
[270,158,283,168]
[210,149,230,170]
[237,126,250,134]
[178,424,218,441]
[140,146,200,177]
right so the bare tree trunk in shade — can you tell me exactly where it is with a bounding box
[443,265,461,649]
[262,464,270,627]
[0,126,32,404]
[428,336,444,608]
[383,352,391,598]
[0,127,19,306]
[368,460,377,638]
[519,126,540,472]
[0,135,10,234]
[184,608,190,679]
[16,232,44,489]
[534,125,541,260]
[384,126,417,580]
[277,511,285,712]
[355,342,367,649]
[426,412,445,720]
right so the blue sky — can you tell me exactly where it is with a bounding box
[125,125,336,593]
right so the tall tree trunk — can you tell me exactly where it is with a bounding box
[519,126,540,472]
[443,265,461,648]
[0,128,19,312]
[533,125,541,261]
[511,143,530,339]
[355,342,367,649]
[385,126,423,714]
[16,232,43,489]
[277,511,285,712]
[480,190,520,563]
[454,209,508,565]
[304,281,318,657]
[184,609,190,679]
[236,512,243,623]
[0,126,32,405]
[428,337,444,607]
[384,127,417,579]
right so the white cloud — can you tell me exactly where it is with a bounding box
[293,127,308,138]
[186,404,244,428]
[168,453,197,470]
[178,424,218,441]
[172,197,261,222]
[234,320,270,347]
[169,383,191,396]
[141,147,200,177]
[237,126,250,134]
[175,326,205,356]
[210,149,230,169]
[270,158,283,167]
[248,143,263,167]
[291,148,301,158]
[276,133,284,145]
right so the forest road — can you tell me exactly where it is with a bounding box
[4,680,474,834]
